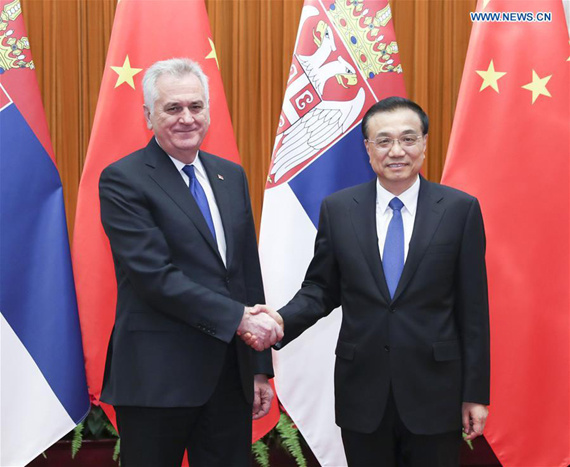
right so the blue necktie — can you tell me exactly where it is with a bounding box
[182,165,217,242]
[383,197,404,298]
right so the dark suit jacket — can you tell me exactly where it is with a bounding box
[99,138,271,407]
[277,176,490,435]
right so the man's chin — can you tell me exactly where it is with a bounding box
[172,140,202,153]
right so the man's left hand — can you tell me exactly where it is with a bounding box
[252,374,274,420]
[462,402,488,440]
[237,306,283,351]
[238,305,284,351]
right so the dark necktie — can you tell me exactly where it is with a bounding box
[182,165,217,242]
[383,197,404,298]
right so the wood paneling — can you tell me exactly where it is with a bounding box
[22,0,116,230]
[21,0,476,235]
[391,0,477,181]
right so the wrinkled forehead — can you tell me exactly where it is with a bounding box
[155,73,207,103]
[367,108,423,137]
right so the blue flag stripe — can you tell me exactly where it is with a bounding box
[289,125,375,227]
[0,104,89,422]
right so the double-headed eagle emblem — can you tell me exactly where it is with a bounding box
[269,6,365,184]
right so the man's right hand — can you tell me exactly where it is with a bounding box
[237,305,284,351]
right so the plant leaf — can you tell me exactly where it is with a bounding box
[86,407,106,438]
[275,413,307,467]
[251,439,270,467]
[462,432,474,450]
[113,438,121,463]
[71,422,84,459]
[104,419,119,438]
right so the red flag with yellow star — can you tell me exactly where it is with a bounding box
[72,0,279,445]
[442,1,569,466]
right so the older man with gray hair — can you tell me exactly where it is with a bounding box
[98,58,281,467]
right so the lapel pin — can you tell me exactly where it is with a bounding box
[217,174,224,180]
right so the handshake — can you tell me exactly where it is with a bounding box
[237,305,283,351]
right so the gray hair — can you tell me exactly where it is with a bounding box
[142,58,210,112]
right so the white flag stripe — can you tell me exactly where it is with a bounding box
[260,184,348,465]
[274,308,345,466]
[0,314,76,467]
[259,184,316,307]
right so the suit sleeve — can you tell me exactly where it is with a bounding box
[238,168,273,376]
[276,198,342,348]
[456,197,490,404]
[99,163,244,344]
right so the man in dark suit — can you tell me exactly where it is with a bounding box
[252,97,490,466]
[98,58,282,467]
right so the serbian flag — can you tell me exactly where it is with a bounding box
[72,0,278,443]
[0,1,90,465]
[259,1,405,464]
[442,1,569,466]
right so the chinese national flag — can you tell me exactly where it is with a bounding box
[442,1,569,466]
[72,0,279,445]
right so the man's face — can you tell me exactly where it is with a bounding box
[144,73,210,163]
[364,108,427,195]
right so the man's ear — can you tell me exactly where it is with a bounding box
[143,105,152,130]
[364,139,372,158]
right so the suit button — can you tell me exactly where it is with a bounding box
[389,307,396,313]
[384,345,390,352]
[225,277,230,285]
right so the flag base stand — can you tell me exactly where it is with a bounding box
[28,439,117,467]
[27,435,499,466]
[461,436,501,466]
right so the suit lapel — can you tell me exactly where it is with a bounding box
[351,180,391,303]
[143,140,223,263]
[392,176,445,302]
[200,152,234,271]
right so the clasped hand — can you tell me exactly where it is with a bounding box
[462,402,488,441]
[237,305,283,351]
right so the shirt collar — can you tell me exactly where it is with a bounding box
[376,176,420,215]
[168,152,205,177]
[154,137,205,177]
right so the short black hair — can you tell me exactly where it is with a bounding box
[361,96,429,139]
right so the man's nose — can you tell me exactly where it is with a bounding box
[388,139,405,156]
[178,108,194,124]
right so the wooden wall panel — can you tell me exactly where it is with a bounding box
[21,0,476,235]
[22,0,116,231]
[391,0,477,181]
[79,0,116,169]
[207,0,303,225]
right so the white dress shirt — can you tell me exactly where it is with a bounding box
[167,152,227,267]
[376,176,420,261]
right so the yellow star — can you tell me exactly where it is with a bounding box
[482,0,491,8]
[476,60,507,93]
[521,70,552,104]
[110,55,142,89]
[205,38,219,70]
